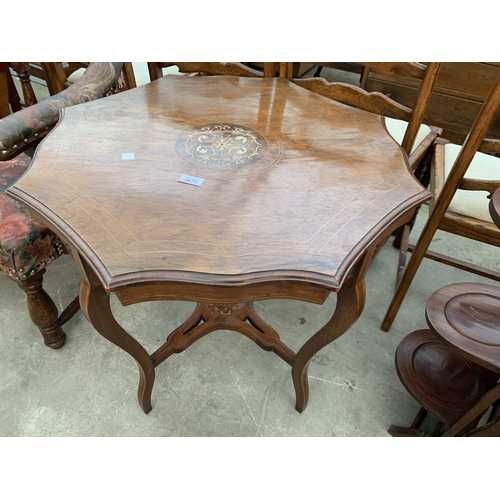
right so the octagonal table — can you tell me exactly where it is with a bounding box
[7,75,431,414]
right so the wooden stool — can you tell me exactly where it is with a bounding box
[389,283,500,437]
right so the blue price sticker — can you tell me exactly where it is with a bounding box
[178,174,204,187]
[122,153,135,160]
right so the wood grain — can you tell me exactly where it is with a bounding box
[9,76,430,293]
[6,75,433,414]
[10,62,37,107]
[293,62,441,168]
[364,62,500,143]
[382,73,500,331]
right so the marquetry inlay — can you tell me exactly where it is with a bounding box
[207,303,243,316]
[175,124,268,169]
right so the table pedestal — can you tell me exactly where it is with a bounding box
[78,257,366,415]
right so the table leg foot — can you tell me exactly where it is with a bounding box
[79,279,155,414]
[292,280,366,413]
[138,371,154,414]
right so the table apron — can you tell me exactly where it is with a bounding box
[112,279,332,306]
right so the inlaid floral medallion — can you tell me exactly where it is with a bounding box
[175,124,268,169]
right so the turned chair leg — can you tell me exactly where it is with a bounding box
[16,268,66,349]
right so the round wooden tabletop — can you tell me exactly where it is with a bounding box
[7,76,430,291]
[426,282,500,373]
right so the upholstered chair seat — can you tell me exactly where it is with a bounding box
[0,153,65,282]
[442,142,500,223]
[384,118,434,155]
[0,62,125,348]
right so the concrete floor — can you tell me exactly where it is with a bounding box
[2,64,499,437]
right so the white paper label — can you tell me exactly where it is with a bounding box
[178,174,204,187]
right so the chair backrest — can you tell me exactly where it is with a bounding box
[4,63,38,113]
[291,62,441,158]
[381,72,500,332]
[423,93,500,261]
[431,138,500,213]
[25,62,137,94]
[147,62,292,81]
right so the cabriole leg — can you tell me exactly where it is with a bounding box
[78,268,155,414]
[292,280,366,413]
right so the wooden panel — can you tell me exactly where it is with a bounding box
[429,62,500,100]
[365,62,500,143]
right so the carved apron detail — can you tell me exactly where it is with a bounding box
[207,303,243,316]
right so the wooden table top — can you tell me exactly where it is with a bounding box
[8,76,430,292]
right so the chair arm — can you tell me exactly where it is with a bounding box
[434,137,500,196]
[459,178,500,196]
[434,137,450,147]
[407,125,443,171]
[0,62,123,159]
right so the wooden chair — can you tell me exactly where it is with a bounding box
[291,63,442,171]
[147,62,292,80]
[0,62,124,348]
[389,191,500,436]
[382,73,500,332]
[1,63,101,118]
[395,137,500,285]
[1,62,128,160]
[312,62,364,81]
[28,62,89,95]
[24,62,137,95]
[1,62,39,118]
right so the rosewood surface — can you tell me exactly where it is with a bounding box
[7,76,431,413]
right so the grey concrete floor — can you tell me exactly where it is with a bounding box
[1,204,499,436]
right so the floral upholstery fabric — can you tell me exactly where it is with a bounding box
[0,154,64,281]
